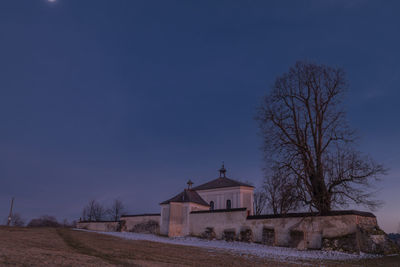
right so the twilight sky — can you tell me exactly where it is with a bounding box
[0,0,399,232]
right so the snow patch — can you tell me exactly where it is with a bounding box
[75,229,379,261]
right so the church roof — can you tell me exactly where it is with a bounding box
[191,164,254,191]
[160,189,209,206]
[191,176,254,191]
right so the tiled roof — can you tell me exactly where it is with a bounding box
[160,189,209,206]
[191,177,254,191]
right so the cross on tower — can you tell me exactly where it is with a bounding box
[187,179,194,189]
[219,162,226,178]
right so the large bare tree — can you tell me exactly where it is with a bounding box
[256,61,385,214]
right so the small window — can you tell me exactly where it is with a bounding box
[210,201,214,210]
[226,199,231,210]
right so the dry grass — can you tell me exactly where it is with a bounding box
[0,226,399,266]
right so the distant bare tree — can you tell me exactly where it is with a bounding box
[263,166,300,215]
[82,200,106,221]
[256,61,386,214]
[398,222,400,234]
[253,189,268,215]
[107,199,125,221]
[9,213,25,227]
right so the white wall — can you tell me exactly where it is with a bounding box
[196,186,254,214]
[190,209,248,239]
[121,214,160,232]
[188,211,378,250]
[160,204,170,236]
[76,221,119,232]
[160,202,209,237]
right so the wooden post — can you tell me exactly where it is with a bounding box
[7,197,14,226]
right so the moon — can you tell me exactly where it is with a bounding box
[48,0,56,2]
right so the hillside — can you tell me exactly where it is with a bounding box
[0,226,399,266]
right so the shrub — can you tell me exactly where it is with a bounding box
[262,228,275,246]
[9,213,25,227]
[201,227,216,240]
[117,220,126,232]
[27,215,60,228]
[239,228,253,243]
[222,229,236,242]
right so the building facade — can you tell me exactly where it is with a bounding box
[159,164,254,237]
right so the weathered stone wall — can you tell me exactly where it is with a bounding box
[77,208,389,253]
[356,215,377,229]
[322,225,399,255]
[76,221,120,232]
[189,210,378,251]
[120,214,160,233]
[189,208,248,239]
[245,214,374,249]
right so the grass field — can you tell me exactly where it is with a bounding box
[0,226,399,266]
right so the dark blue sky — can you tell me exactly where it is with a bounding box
[1,0,399,232]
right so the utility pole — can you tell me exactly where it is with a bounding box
[7,197,14,226]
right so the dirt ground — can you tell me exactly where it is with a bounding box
[0,227,399,266]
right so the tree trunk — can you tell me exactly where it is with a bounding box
[310,173,331,214]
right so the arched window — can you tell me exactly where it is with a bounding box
[226,199,231,210]
[210,201,214,210]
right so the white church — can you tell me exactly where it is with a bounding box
[159,164,254,236]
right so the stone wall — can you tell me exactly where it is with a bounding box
[189,209,378,251]
[245,214,375,249]
[120,214,160,233]
[76,208,389,254]
[76,221,120,232]
[190,208,248,239]
[162,202,210,237]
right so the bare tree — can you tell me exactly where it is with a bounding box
[9,213,25,227]
[107,199,125,221]
[397,222,400,234]
[256,61,385,214]
[263,166,299,215]
[82,199,106,221]
[253,189,268,215]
